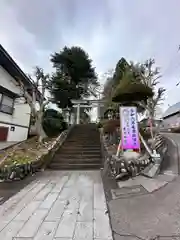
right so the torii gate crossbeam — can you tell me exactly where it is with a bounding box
[72,99,105,124]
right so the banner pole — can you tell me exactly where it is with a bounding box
[116,139,121,157]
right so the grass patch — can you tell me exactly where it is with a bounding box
[0,136,56,168]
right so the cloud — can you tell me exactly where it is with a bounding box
[0,0,180,116]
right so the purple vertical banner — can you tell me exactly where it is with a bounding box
[120,106,140,151]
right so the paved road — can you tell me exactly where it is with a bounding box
[0,170,112,240]
[108,176,180,240]
[103,133,180,240]
[106,131,180,240]
[162,132,180,143]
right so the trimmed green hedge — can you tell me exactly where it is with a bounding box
[112,80,153,103]
[42,109,67,137]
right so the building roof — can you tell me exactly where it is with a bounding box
[163,102,180,118]
[0,45,33,88]
[0,44,42,100]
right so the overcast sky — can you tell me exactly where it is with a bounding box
[1,0,180,118]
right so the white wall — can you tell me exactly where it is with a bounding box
[0,65,31,141]
[0,123,28,142]
[0,101,31,127]
[163,113,180,128]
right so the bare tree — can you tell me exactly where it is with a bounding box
[137,59,166,138]
[17,66,50,142]
[102,69,121,111]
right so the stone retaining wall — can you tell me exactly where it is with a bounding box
[160,133,180,174]
[100,130,173,178]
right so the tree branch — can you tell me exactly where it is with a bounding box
[16,77,37,117]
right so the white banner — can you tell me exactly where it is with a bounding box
[120,106,140,151]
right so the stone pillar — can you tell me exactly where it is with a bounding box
[70,112,75,125]
[76,104,80,124]
[70,113,72,125]
[66,111,70,125]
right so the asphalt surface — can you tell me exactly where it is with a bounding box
[104,133,180,240]
[107,176,180,240]
[0,174,38,205]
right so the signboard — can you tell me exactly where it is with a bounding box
[120,106,140,151]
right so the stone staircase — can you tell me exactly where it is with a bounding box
[48,124,102,170]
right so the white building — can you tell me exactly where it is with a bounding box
[163,102,180,128]
[0,45,36,142]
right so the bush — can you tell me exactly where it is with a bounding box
[97,122,103,128]
[112,77,153,103]
[42,109,67,137]
[103,119,120,134]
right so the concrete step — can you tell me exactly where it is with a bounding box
[54,154,101,159]
[62,143,101,146]
[66,139,100,145]
[56,148,101,155]
[69,135,99,137]
[60,146,101,150]
[67,139,99,141]
[69,133,99,136]
[69,132,98,134]
[59,148,101,152]
[48,163,102,170]
[67,134,99,136]
[52,158,101,164]
[47,124,102,171]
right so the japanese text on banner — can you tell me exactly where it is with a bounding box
[120,106,140,151]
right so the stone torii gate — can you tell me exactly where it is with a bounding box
[71,99,105,124]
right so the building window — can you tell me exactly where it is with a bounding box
[0,95,14,114]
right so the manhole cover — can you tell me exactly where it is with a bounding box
[111,185,148,199]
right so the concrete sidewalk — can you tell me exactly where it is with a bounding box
[0,170,112,240]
